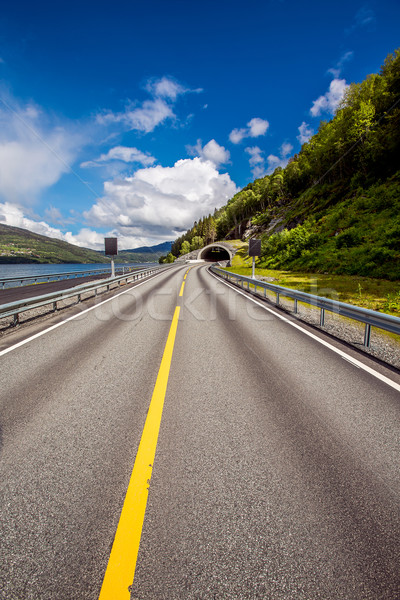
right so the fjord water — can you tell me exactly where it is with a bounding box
[0,263,157,285]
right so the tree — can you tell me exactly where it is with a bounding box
[190,236,204,250]
[180,240,191,256]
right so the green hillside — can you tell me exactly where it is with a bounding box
[172,49,400,281]
[0,224,169,264]
[0,224,109,264]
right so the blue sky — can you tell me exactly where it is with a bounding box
[0,0,398,249]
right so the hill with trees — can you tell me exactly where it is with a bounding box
[0,224,110,264]
[0,224,170,264]
[172,49,400,280]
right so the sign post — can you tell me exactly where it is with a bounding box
[104,238,118,278]
[248,238,261,279]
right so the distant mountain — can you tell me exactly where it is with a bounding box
[0,223,110,264]
[124,241,173,254]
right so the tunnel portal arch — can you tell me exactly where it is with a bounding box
[198,243,232,262]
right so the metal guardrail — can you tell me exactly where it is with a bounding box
[0,265,141,289]
[211,266,400,347]
[0,265,169,326]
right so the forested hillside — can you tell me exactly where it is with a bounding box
[0,224,109,264]
[173,49,400,280]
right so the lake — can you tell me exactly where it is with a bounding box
[0,263,158,286]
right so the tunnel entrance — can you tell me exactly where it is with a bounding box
[198,245,231,262]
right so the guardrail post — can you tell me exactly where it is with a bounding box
[78,294,81,303]
[13,313,19,326]
[264,287,266,298]
[276,292,280,305]
[364,324,371,348]
[320,308,325,326]
[53,301,57,312]
[294,298,298,313]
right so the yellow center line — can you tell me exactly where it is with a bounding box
[179,281,185,296]
[98,305,181,600]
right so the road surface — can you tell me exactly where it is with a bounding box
[0,264,399,599]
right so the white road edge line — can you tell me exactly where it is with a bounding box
[208,269,400,394]
[0,275,159,358]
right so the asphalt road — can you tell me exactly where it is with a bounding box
[0,264,399,599]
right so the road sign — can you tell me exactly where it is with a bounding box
[105,238,118,278]
[248,239,261,256]
[104,238,118,256]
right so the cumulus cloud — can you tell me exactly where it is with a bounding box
[266,142,293,174]
[245,146,266,178]
[96,76,201,134]
[84,157,238,240]
[229,128,247,144]
[248,118,269,137]
[0,96,82,204]
[297,122,314,145]
[145,76,202,100]
[64,228,105,249]
[97,98,175,133]
[81,146,156,168]
[186,139,230,167]
[229,117,269,144]
[0,201,125,250]
[0,202,70,239]
[310,78,349,117]
[245,142,293,178]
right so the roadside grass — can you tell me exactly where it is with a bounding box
[225,242,400,316]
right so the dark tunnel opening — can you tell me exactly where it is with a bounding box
[200,246,231,262]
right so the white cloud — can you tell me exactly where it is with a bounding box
[187,139,230,167]
[64,228,105,249]
[229,117,269,144]
[246,142,293,178]
[245,146,264,165]
[245,146,266,178]
[0,201,127,251]
[96,76,201,134]
[248,118,270,137]
[97,98,175,133]
[0,202,69,240]
[328,51,354,78]
[84,158,238,240]
[145,76,202,100]
[280,142,293,158]
[266,142,293,174]
[297,122,314,145]
[229,128,247,144]
[81,146,156,168]
[0,96,82,204]
[310,78,349,117]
